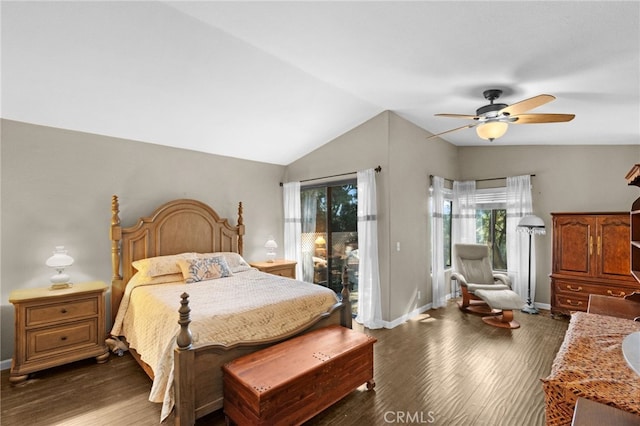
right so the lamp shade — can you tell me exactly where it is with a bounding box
[517,215,546,235]
[476,121,508,141]
[264,238,278,249]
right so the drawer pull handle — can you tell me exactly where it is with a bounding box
[566,299,583,307]
[60,336,67,341]
[60,309,68,314]
[566,285,582,292]
[607,290,625,297]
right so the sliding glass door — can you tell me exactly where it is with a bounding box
[301,181,358,312]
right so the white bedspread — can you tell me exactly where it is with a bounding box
[110,268,339,421]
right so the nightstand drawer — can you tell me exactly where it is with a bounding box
[267,266,296,278]
[26,297,98,326]
[250,260,297,279]
[27,319,98,360]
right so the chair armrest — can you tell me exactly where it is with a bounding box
[493,273,512,288]
[451,272,468,286]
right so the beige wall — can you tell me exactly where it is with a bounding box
[458,145,640,306]
[0,119,286,361]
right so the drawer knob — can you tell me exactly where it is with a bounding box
[607,290,625,297]
[60,336,67,341]
[566,285,582,292]
[60,308,68,314]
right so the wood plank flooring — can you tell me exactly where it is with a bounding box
[1,300,569,425]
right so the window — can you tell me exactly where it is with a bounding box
[443,199,453,268]
[474,187,507,271]
[300,181,359,311]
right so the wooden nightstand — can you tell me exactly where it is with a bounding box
[250,260,297,279]
[9,281,109,384]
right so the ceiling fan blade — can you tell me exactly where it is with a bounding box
[511,113,575,124]
[500,94,556,116]
[426,123,477,139]
[435,113,478,120]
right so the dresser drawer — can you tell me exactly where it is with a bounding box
[26,297,98,326]
[554,279,636,299]
[553,293,590,312]
[26,319,98,360]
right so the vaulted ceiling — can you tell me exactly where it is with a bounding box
[2,1,639,165]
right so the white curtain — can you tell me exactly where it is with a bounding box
[301,189,317,282]
[283,182,302,279]
[452,180,477,244]
[355,169,383,329]
[430,176,447,308]
[506,175,533,299]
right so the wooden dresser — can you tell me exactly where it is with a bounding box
[250,259,297,279]
[550,213,639,316]
[9,281,109,383]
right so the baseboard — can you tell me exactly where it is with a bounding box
[383,303,433,329]
[535,302,551,311]
[1,358,12,371]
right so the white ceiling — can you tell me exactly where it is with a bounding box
[2,1,639,165]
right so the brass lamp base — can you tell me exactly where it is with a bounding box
[50,282,73,290]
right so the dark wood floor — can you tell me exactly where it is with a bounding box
[1,300,569,426]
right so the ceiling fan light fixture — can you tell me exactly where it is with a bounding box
[476,121,508,142]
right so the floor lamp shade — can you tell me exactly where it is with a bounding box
[517,215,546,314]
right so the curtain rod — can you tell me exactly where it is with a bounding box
[429,173,535,184]
[280,165,381,186]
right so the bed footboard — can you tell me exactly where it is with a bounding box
[173,273,352,426]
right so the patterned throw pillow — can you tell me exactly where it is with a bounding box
[177,256,232,283]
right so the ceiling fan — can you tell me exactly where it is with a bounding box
[427,89,575,142]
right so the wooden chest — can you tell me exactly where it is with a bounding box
[222,325,376,426]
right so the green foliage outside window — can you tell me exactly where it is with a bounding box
[476,209,507,271]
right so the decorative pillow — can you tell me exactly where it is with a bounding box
[177,258,221,283]
[201,252,252,273]
[132,253,196,277]
[177,256,232,283]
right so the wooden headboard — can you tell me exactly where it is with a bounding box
[110,195,245,321]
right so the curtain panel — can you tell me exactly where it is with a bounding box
[283,182,302,279]
[301,189,318,283]
[506,175,534,300]
[430,176,447,308]
[452,180,477,244]
[355,169,383,329]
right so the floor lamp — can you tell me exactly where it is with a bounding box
[517,215,546,314]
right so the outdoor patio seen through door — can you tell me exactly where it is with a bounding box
[301,181,359,315]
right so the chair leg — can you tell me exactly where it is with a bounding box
[481,310,520,329]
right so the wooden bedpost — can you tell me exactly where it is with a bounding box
[111,195,122,281]
[110,195,123,322]
[341,265,352,329]
[237,202,245,256]
[176,293,192,350]
[175,293,195,426]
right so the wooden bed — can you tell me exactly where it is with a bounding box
[109,195,352,425]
